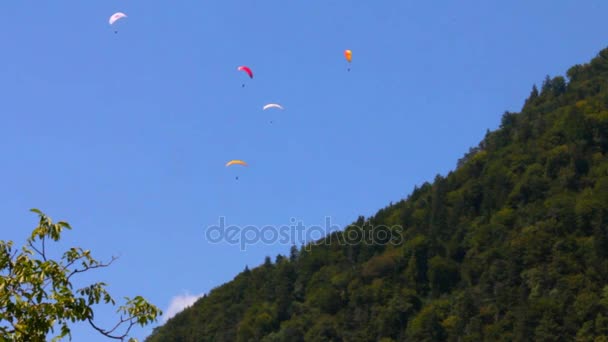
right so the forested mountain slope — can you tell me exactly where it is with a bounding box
[147,47,608,342]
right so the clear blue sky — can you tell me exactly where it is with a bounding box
[0,0,607,340]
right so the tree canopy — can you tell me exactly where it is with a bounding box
[0,209,162,341]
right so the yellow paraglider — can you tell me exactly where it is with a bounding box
[226,160,247,180]
[226,160,247,167]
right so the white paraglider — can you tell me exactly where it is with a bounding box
[263,103,284,111]
[109,12,127,25]
[262,104,284,124]
[109,12,127,33]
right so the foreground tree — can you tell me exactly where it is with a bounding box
[0,209,162,341]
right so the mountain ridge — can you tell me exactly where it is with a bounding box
[146,46,608,342]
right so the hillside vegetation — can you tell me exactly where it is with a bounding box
[147,47,608,342]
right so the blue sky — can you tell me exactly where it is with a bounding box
[0,0,607,340]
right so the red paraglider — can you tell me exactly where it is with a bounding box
[237,66,253,87]
[237,66,253,79]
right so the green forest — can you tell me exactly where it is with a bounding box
[146,47,608,341]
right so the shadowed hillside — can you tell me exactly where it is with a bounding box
[146,47,608,342]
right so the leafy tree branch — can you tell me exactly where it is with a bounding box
[0,209,162,341]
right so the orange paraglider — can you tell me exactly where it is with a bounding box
[344,49,352,71]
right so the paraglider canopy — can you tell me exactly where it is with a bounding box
[109,12,127,25]
[263,103,284,111]
[344,49,352,63]
[344,50,352,71]
[237,66,253,79]
[226,160,248,167]
[109,12,127,34]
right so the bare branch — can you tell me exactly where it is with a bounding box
[102,315,130,335]
[66,256,118,282]
[41,236,46,262]
[88,316,136,341]
[27,241,44,260]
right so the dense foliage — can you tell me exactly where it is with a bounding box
[147,47,608,341]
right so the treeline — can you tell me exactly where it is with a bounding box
[146,47,608,341]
